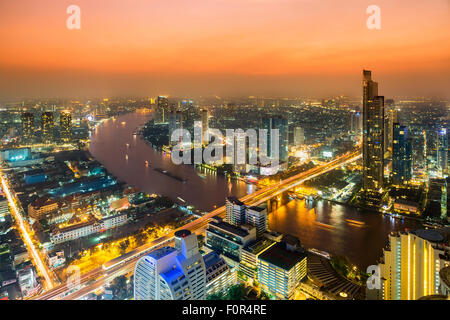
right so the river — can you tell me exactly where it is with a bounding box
[89,112,422,268]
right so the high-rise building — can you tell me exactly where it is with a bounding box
[21,112,34,142]
[201,109,209,145]
[378,229,449,300]
[41,112,54,143]
[60,111,72,142]
[168,110,183,145]
[155,96,170,123]
[134,229,206,300]
[350,111,362,134]
[245,206,268,237]
[293,127,304,147]
[258,236,307,300]
[225,196,246,226]
[392,123,412,185]
[263,116,288,164]
[239,238,276,282]
[437,128,448,177]
[362,70,385,191]
[386,107,398,153]
[203,251,237,297]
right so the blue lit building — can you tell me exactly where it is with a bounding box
[392,123,412,185]
[437,127,448,177]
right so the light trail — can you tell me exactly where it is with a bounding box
[0,174,54,290]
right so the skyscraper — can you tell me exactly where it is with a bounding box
[437,128,448,177]
[60,111,72,142]
[168,110,183,145]
[245,206,268,237]
[21,112,34,143]
[362,70,385,191]
[155,96,169,123]
[225,196,246,226]
[378,229,449,300]
[41,112,54,144]
[201,109,209,145]
[392,123,412,185]
[293,127,304,147]
[134,230,206,300]
[264,116,288,164]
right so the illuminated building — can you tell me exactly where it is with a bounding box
[293,127,304,146]
[245,206,268,237]
[155,96,169,123]
[263,116,288,164]
[379,229,449,300]
[41,112,54,143]
[168,110,183,145]
[134,230,206,300]
[437,128,448,177]
[386,106,398,152]
[205,218,256,265]
[392,123,412,185]
[258,236,307,300]
[362,70,385,191]
[239,238,276,282]
[204,251,237,296]
[201,109,209,145]
[21,112,34,142]
[226,196,246,226]
[350,111,361,134]
[60,111,72,142]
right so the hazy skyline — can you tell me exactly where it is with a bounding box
[0,0,449,100]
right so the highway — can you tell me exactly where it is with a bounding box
[34,150,361,300]
[0,173,56,291]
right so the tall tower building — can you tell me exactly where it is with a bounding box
[60,111,72,142]
[362,70,385,191]
[225,196,246,226]
[41,112,54,144]
[437,128,448,177]
[293,127,305,147]
[392,123,412,185]
[245,206,268,237]
[134,230,206,300]
[21,112,34,143]
[155,96,169,123]
[263,116,288,164]
[378,229,449,300]
[168,110,183,146]
[201,109,209,145]
[386,107,398,153]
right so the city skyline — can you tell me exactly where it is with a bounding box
[0,0,449,99]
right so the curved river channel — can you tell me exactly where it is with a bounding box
[89,112,422,268]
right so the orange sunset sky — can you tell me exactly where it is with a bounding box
[0,0,449,99]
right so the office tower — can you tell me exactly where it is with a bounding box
[362,70,385,191]
[239,238,276,283]
[378,229,449,300]
[201,109,209,145]
[205,218,257,264]
[60,111,72,142]
[155,96,169,123]
[437,128,448,177]
[21,112,34,142]
[386,107,398,152]
[168,110,183,145]
[41,112,54,143]
[203,251,237,296]
[258,236,307,300]
[392,123,412,185]
[264,116,288,163]
[350,111,362,133]
[245,206,268,237]
[134,229,206,300]
[293,127,305,147]
[225,196,246,226]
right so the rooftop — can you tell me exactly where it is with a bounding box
[208,219,249,238]
[259,242,306,271]
[226,196,244,206]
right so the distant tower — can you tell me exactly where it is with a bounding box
[201,109,209,145]
[293,127,305,147]
[21,112,34,143]
[264,116,288,164]
[437,128,448,177]
[60,111,72,142]
[41,112,54,144]
[362,70,385,191]
[168,110,183,145]
[392,123,412,185]
[155,96,169,123]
